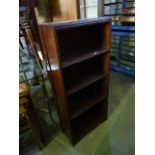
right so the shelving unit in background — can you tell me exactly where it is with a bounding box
[104,0,135,76]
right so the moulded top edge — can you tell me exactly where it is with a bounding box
[39,17,112,28]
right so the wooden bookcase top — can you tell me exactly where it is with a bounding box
[39,17,111,28]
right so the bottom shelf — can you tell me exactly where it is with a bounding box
[71,99,108,144]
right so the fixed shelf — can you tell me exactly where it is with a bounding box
[62,48,109,68]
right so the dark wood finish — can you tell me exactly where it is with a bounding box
[39,17,111,144]
[68,79,108,119]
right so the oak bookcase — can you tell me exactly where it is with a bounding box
[39,17,111,144]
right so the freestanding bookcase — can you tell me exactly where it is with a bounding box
[39,17,111,144]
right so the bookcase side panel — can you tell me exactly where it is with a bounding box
[103,21,111,74]
[39,25,72,140]
[103,21,111,118]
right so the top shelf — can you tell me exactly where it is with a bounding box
[61,48,109,68]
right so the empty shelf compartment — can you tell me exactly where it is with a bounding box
[63,55,107,95]
[68,79,108,119]
[56,23,107,65]
[71,99,108,143]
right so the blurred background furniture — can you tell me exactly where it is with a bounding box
[19,0,61,153]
